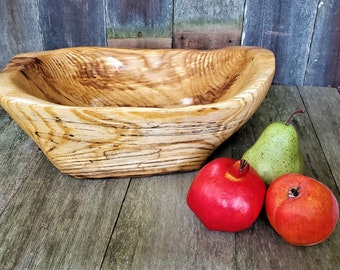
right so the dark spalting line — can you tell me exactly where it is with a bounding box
[4,56,75,105]
[4,47,250,108]
[68,155,204,171]
[34,131,108,145]
[19,70,65,105]
[190,73,241,105]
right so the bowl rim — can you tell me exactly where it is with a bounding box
[0,46,275,113]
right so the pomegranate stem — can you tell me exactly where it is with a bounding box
[239,159,249,174]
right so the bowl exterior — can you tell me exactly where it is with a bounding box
[0,46,275,178]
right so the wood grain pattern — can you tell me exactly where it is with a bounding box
[242,0,319,85]
[0,162,130,269]
[304,0,340,88]
[173,29,241,50]
[102,86,340,269]
[0,106,11,132]
[38,0,106,49]
[0,0,43,68]
[101,173,237,269]
[173,0,245,49]
[0,120,43,212]
[230,85,340,270]
[298,86,340,188]
[0,46,274,178]
[108,37,172,49]
[0,86,339,269]
[106,0,173,48]
[0,1,339,87]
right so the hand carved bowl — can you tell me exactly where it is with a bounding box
[0,46,275,178]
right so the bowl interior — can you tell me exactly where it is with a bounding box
[4,47,263,108]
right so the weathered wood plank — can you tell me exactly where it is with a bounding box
[108,38,172,49]
[101,172,236,270]
[304,1,340,88]
[0,106,12,132]
[173,0,245,49]
[298,86,340,189]
[39,0,106,49]
[106,0,173,48]
[0,128,42,212]
[230,85,337,189]
[0,113,43,213]
[1,1,339,87]
[173,30,240,50]
[0,160,130,269]
[1,86,340,270]
[230,85,340,269]
[242,0,319,85]
[102,85,340,269]
[0,0,43,67]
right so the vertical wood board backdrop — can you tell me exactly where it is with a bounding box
[0,0,339,88]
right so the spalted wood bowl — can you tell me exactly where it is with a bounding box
[0,46,275,178]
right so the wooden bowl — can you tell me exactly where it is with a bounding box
[0,46,275,178]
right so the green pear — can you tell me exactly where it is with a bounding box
[242,109,304,185]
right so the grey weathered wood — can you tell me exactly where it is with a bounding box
[173,0,245,49]
[1,86,340,269]
[0,106,12,132]
[242,0,319,85]
[0,119,43,213]
[231,85,340,269]
[304,1,340,88]
[101,173,236,270]
[1,1,340,87]
[0,160,130,269]
[106,0,173,48]
[0,0,43,68]
[298,86,340,189]
[39,0,106,49]
[234,85,337,188]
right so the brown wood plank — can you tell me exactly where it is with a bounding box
[298,86,340,189]
[230,85,340,269]
[173,29,241,50]
[0,0,43,67]
[0,159,130,269]
[108,38,172,49]
[173,0,245,49]
[101,172,236,269]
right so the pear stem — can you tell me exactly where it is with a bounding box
[285,109,305,125]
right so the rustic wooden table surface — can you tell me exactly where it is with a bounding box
[0,85,339,270]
